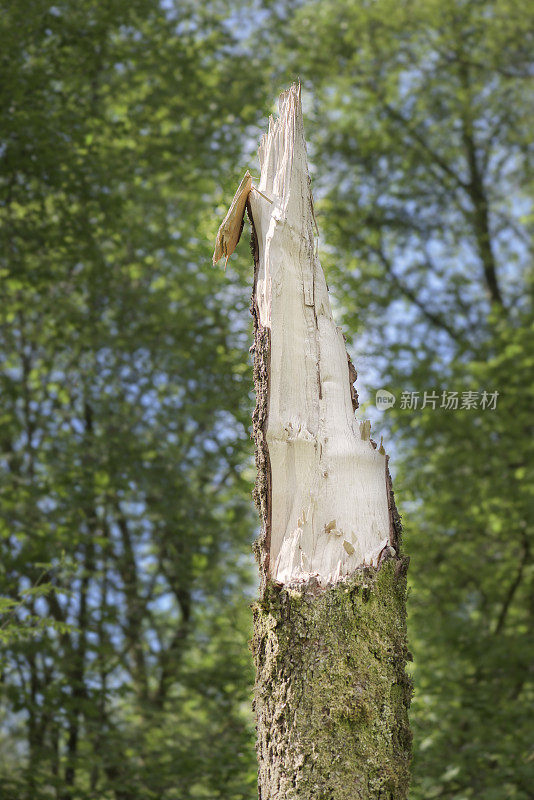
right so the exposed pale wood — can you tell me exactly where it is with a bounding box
[247,84,393,586]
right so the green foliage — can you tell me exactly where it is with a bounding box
[261,0,534,796]
[396,316,533,799]
[0,0,264,797]
[1,0,532,798]
[0,556,75,651]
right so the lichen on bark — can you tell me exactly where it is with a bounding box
[251,560,412,800]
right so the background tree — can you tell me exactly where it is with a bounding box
[1,0,532,798]
[0,1,264,797]
[258,0,534,796]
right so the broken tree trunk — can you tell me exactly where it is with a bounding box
[215,83,411,800]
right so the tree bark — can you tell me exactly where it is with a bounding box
[252,563,411,800]
[216,83,411,799]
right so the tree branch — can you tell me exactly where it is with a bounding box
[493,531,531,635]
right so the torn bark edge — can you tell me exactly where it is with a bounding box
[365,441,402,562]
[247,200,272,592]
[343,333,359,413]
[386,456,403,555]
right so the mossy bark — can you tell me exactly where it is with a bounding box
[251,561,412,800]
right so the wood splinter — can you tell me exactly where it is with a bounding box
[213,171,272,269]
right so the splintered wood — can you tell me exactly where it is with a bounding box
[218,84,395,587]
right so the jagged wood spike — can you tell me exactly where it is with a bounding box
[248,83,393,585]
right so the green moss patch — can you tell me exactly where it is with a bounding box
[252,560,412,800]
